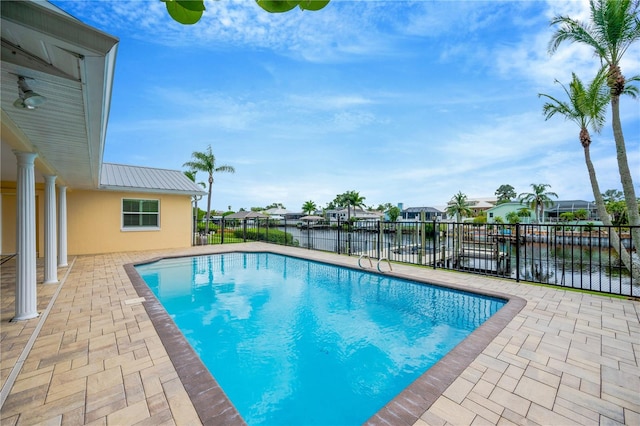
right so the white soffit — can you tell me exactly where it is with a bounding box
[1,0,118,189]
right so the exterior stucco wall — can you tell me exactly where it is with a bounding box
[486,202,534,223]
[1,181,44,257]
[67,190,192,255]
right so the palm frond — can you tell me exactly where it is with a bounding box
[549,15,607,60]
[622,74,640,98]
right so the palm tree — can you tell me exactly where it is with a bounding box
[446,191,473,222]
[506,211,521,225]
[446,192,473,264]
[518,184,558,223]
[539,70,640,276]
[549,0,640,248]
[338,190,366,224]
[517,207,532,222]
[301,200,317,215]
[183,145,235,234]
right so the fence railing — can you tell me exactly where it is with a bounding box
[194,218,638,297]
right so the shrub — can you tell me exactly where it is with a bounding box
[233,228,296,245]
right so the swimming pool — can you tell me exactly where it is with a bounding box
[134,252,507,425]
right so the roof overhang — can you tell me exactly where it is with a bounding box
[1,0,118,189]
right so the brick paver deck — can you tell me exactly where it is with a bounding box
[1,243,639,425]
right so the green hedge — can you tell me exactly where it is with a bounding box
[233,228,297,246]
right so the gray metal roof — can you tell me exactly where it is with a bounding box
[403,206,443,213]
[100,163,207,196]
[225,211,268,219]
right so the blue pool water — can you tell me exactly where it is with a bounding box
[135,252,505,425]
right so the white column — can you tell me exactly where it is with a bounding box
[57,185,68,267]
[13,151,39,321]
[43,175,58,284]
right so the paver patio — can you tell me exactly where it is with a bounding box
[1,242,639,425]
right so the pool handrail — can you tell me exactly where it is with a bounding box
[377,257,392,273]
[358,253,373,269]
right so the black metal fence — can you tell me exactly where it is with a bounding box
[195,218,639,298]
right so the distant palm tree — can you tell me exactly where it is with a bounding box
[183,145,235,234]
[549,0,640,249]
[518,184,558,223]
[339,190,366,224]
[446,192,473,264]
[302,200,317,215]
[539,70,639,276]
[446,191,473,222]
[517,208,532,222]
[506,211,521,224]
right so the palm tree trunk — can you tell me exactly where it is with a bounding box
[584,144,639,280]
[205,176,213,234]
[611,95,640,252]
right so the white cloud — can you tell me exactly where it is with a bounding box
[58,0,637,211]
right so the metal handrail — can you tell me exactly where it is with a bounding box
[358,254,373,269]
[377,257,392,273]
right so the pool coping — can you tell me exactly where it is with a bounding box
[124,249,526,426]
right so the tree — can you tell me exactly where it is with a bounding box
[183,145,235,234]
[301,200,317,215]
[602,189,624,203]
[334,190,366,223]
[549,0,640,249]
[506,211,521,224]
[445,191,473,222]
[387,206,401,222]
[560,212,575,222]
[539,70,639,275]
[265,202,286,210]
[606,199,630,225]
[518,184,558,223]
[163,0,330,25]
[446,191,473,264]
[517,207,532,222]
[574,209,589,220]
[473,212,487,224]
[376,203,393,212]
[495,184,517,204]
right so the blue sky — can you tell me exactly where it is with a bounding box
[52,0,639,212]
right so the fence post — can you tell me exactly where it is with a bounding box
[377,221,382,259]
[515,224,520,282]
[221,219,225,244]
[433,219,437,269]
[243,219,247,242]
[284,218,287,246]
[337,218,341,255]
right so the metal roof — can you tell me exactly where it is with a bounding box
[403,206,443,213]
[100,163,207,196]
[1,0,118,189]
[548,200,596,211]
[225,211,269,219]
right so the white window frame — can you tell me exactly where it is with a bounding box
[121,198,160,231]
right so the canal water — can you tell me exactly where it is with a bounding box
[280,226,636,297]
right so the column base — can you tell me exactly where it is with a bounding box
[11,312,40,322]
[43,279,59,285]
